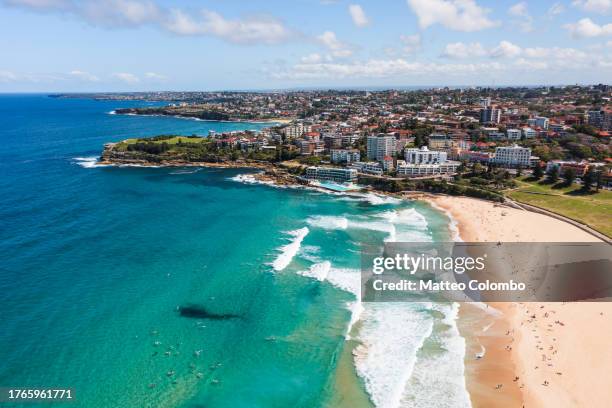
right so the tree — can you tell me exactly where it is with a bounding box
[516,166,523,177]
[595,170,603,192]
[547,165,559,183]
[532,164,544,179]
[582,168,597,192]
[562,168,576,186]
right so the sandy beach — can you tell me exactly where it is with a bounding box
[427,195,612,408]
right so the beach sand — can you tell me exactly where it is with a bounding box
[427,195,612,408]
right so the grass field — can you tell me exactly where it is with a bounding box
[113,136,209,151]
[506,177,612,237]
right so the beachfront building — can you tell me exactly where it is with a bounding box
[367,134,396,161]
[398,146,459,177]
[305,166,357,183]
[330,149,360,164]
[492,145,532,168]
[397,161,460,177]
[404,146,447,164]
[351,162,383,175]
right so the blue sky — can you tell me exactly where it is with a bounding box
[0,0,611,91]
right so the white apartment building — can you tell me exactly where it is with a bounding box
[341,133,361,146]
[283,122,312,139]
[367,134,396,161]
[522,127,537,139]
[493,145,532,168]
[397,161,460,177]
[351,162,383,175]
[506,129,522,140]
[330,149,360,164]
[404,146,447,164]
[535,116,549,130]
[305,166,357,183]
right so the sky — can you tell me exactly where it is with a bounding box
[0,0,611,91]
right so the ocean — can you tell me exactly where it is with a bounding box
[0,94,470,408]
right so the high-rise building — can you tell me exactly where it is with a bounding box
[367,134,396,161]
[404,146,447,164]
[587,109,612,130]
[493,145,532,168]
[479,107,501,124]
[330,149,360,164]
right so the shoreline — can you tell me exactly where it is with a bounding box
[428,195,611,408]
[91,157,612,407]
[111,111,293,124]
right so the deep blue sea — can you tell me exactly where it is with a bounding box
[0,95,469,408]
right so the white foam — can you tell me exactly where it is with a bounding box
[427,201,463,242]
[108,110,116,115]
[357,192,402,205]
[73,156,108,168]
[298,261,331,281]
[399,302,471,408]
[307,214,396,241]
[169,168,202,175]
[346,300,364,339]
[271,227,309,271]
[230,173,271,185]
[307,215,349,230]
[353,302,434,408]
[298,245,322,263]
[307,208,433,243]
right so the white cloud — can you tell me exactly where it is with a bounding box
[272,50,605,81]
[0,70,18,82]
[317,31,353,58]
[572,0,611,14]
[442,41,523,59]
[508,2,528,17]
[144,72,166,80]
[79,0,161,27]
[548,2,565,16]
[4,0,70,9]
[301,53,323,63]
[4,0,293,45]
[442,42,486,58]
[523,47,588,59]
[564,18,612,38]
[400,34,421,54]
[508,2,533,32]
[270,59,540,81]
[490,40,522,58]
[348,4,369,27]
[164,9,292,44]
[406,0,498,32]
[69,70,99,81]
[112,72,140,83]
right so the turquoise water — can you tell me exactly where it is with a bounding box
[0,95,468,408]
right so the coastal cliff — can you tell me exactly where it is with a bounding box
[99,135,305,186]
[115,107,231,121]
